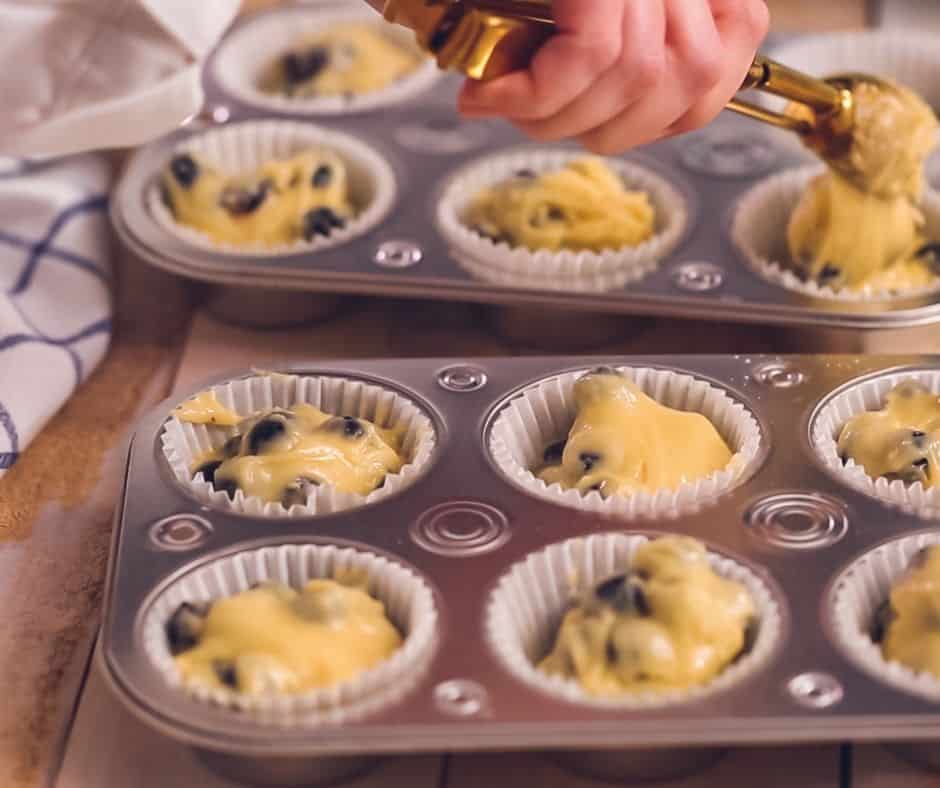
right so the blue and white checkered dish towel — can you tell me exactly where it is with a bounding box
[0,154,112,476]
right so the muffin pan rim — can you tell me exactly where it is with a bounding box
[100,354,940,760]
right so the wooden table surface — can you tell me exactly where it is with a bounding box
[5,1,940,786]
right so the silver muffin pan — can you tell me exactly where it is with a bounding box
[109,6,940,330]
[98,354,940,785]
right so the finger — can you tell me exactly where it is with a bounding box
[664,0,723,97]
[458,0,624,120]
[507,0,667,141]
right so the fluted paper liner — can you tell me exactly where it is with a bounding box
[486,532,782,709]
[149,120,397,256]
[488,366,762,518]
[211,5,441,116]
[829,530,940,702]
[141,542,439,725]
[162,372,436,518]
[437,149,690,282]
[732,167,940,303]
[811,368,940,518]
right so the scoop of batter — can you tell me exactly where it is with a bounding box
[260,23,424,99]
[786,80,939,292]
[463,157,656,252]
[535,368,734,498]
[837,380,940,487]
[874,546,940,678]
[169,578,402,695]
[179,400,406,506]
[539,537,755,695]
[161,149,354,247]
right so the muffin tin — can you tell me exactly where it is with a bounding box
[99,354,940,784]
[109,5,940,330]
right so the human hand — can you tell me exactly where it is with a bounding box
[457,0,769,154]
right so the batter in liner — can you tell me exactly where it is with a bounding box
[535,368,734,498]
[874,546,940,678]
[260,23,424,99]
[161,149,354,247]
[463,157,656,252]
[786,80,939,292]
[179,400,406,506]
[539,537,755,695]
[168,578,402,695]
[837,380,940,487]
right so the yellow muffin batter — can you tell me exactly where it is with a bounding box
[786,80,939,292]
[161,149,354,247]
[173,391,241,427]
[179,400,406,506]
[169,579,402,695]
[261,24,424,99]
[837,380,940,487]
[539,537,755,695]
[463,157,656,252]
[876,546,940,678]
[536,368,734,498]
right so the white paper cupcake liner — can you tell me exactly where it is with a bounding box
[828,530,940,703]
[161,372,436,518]
[488,366,763,519]
[762,31,940,158]
[732,166,940,303]
[811,368,940,518]
[141,542,439,726]
[437,149,689,280]
[486,532,782,709]
[149,120,397,256]
[211,5,441,116]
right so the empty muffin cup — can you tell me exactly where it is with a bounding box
[437,149,690,284]
[487,365,763,518]
[811,368,940,517]
[210,5,441,116]
[140,541,439,725]
[732,166,940,302]
[161,372,436,518]
[149,120,397,256]
[486,532,782,709]
[828,530,940,703]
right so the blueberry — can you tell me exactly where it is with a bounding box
[587,480,610,497]
[605,641,619,664]
[246,416,287,455]
[594,572,650,616]
[818,264,841,282]
[166,602,209,654]
[839,453,849,466]
[193,460,222,485]
[916,242,940,274]
[914,457,930,470]
[169,154,199,188]
[283,47,329,85]
[302,207,345,240]
[514,168,537,179]
[222,435,242,458]
[212,659,238,689]
[324,416,365,439]
[220,180,271,215]
[546,205,566,221]
[311,164,333,188]
[871,599,895,643]
[542,440,566,466]
[579,451,601,472]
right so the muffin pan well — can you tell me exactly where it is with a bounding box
[110,6,940,330]
[99,354,940,783]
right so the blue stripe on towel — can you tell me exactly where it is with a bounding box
[0,399,18,469]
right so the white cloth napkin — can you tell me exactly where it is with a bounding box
[0,155,113,476]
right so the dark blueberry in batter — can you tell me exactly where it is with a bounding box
[912,430,928,449]
[579,451,602,472]
[283,47,329,85]
[341,416,364,438]
[914,457,930,470]
[542,440,567,466]
[595,572,650,616]
[818,264,841,282]
[885,468,926,485]
[166,602,209,654]
[514,168,537,179]
[220,180,272,215]
[212,659,239,689]
[222,435,242,458]
[871,599,895,643]
[302,207,345,240]
[546,205,566,221]
[605,641,619,664]
[246,417,287,455]
[193,460,223,485]
[169,154,199,188]
[839,452,849,466]
[916,242,940,274]
[311,164,333,188]
[587,480,610,497]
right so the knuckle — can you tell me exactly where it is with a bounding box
[621,49,664,96]
[743,0,770,41]
[669,102,721,135]
[579,130,621,156]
